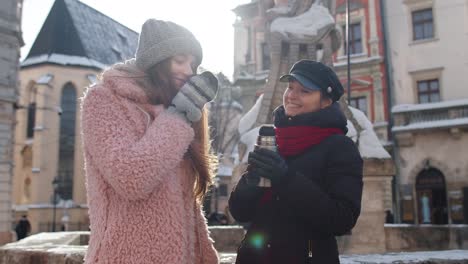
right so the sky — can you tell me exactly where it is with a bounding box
[20,0,251,80]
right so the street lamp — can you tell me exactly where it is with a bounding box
[52,177,59,232]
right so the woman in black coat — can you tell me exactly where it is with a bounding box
[229,60,363,264]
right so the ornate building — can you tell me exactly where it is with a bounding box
[13,0,137,233]
[384,0,468,225]
[0,0,23,243]
[333,0,390,146]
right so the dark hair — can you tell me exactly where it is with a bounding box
[147,58,215,203]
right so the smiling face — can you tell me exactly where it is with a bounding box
[283,80,332,117]
[168,54,196,89]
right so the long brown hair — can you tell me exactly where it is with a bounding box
[147,59,216,203]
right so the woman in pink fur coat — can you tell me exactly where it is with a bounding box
[80,19,219,263]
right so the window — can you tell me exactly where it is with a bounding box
[246,27,252,62]
[57,83,77,200]
[417,79,440,103]
[261,43,271,70]
[412,8,434,40]
[343,23,362,55]
[349,96,368,116]
[26,103,36,138]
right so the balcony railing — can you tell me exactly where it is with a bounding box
[392,100,468,132]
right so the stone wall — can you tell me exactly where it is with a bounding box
[337,158,395,254]
[0,0,23,245]
[385,225,468,252]
[2,230,468,264]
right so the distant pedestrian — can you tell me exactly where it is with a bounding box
[15,215,31,240]
[81,19,219,263]
[229,60,364,264]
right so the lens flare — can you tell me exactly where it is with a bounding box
[249,233,265,249]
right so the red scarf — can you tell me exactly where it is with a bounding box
[275,126,344,157]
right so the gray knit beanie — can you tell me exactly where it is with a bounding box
[135,19,203,71]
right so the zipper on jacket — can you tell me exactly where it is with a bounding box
[308,240,313,263]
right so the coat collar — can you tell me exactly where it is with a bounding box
[99,59,154,105]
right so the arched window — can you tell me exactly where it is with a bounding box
[57,83,76,200]
[26,102,36,138]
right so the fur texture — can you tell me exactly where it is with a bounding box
[80,62,218,264]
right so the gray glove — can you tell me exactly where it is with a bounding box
[168,71,218,123]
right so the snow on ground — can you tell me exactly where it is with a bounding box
[340,250,468,263]
[220,250,468,264]
[270,1,335,39]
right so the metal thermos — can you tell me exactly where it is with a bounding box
[254,125,277,187]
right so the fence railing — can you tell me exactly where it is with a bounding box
[393,102,468,130]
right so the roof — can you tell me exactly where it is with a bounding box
[22,0,138,69]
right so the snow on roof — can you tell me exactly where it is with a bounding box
[22,54,106,69]
[392,98,468,113]
[340,250,468,263]
[392,117,468,132]
[347,107,391,159]
[270,2,334,39]
[215,101,244,112]
[235,70,269,82]
[238,94,263,135]
[36,74,54,85]
[267,5,291,15]
[86,74,97,84]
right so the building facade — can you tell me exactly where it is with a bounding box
[0,0,23,243]
[13,0,137,233]
[232,0,270,112]
[333,0,391,145]
[384,0,468,224]
[233,0,391,141]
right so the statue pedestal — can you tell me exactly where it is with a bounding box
[338,158,395,254]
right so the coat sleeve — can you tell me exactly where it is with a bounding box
[228,174,265,222]
[278,136,363,236]
[81,86,194,201]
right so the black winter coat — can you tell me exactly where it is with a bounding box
[229,103,363,264]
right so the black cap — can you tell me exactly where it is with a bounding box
[279,60,344,102]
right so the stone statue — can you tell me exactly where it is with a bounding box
[266,0,341,58]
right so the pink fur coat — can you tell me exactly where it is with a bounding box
[80,63,218,264]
